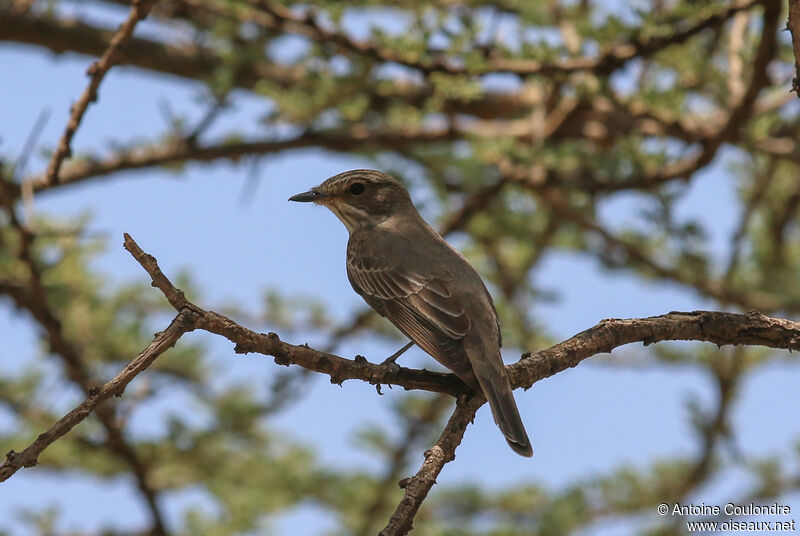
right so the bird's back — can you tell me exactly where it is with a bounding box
[347,220,531,455]
[346,223,483,388]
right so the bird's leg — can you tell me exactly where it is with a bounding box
[381,340,414,366]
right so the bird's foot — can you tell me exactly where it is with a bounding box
[380,359,401,377]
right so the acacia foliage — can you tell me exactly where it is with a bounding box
[1,1,799,535]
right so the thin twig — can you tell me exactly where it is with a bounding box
[15,108,50,226]
[0,310,194,482]
[14,108,50,180]
[43,0,157,185]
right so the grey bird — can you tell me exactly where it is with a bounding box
[289,169,532,457]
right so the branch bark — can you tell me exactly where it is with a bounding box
[508,310,800,390]
[355,396,451,536]
[121,233,800,536]
[123,229,800,404]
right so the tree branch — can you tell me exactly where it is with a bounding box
[0,8,529,119]
[44,0,158,185]
[0,7,303,89]
[7,231,800,531]
[355,396,451,536]
[0,309,193,482]
[21,128,459,196]
[122,233,466,396]
[0,181,171,535]
[529,185,789,311]
[121,232,800,535]
[508,310,800,390]
[377,395,484,536]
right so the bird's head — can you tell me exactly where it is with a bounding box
[289,169,414,232]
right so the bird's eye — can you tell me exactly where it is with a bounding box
[349,182,365,195]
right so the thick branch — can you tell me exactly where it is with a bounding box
[22,128,458,196]
[0,310,193,483]
[44,0,158,184]
[0,8,303,90]
[508,310,800,389]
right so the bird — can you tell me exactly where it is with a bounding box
[289,169,532,457]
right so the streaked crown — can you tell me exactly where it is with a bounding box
[290,169,415,232]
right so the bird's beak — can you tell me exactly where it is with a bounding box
[288,188,322,203]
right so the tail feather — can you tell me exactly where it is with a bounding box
[469,352,532,457]
[483,378,533,457]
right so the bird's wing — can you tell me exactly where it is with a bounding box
[347,254,474,381]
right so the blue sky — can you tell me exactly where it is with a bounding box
[1,7,800,535]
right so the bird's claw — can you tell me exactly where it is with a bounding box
[380,358,401,377]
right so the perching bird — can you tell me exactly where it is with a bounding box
[289,169,532,457]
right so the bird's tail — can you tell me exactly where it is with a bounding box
[472,354,533,457]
